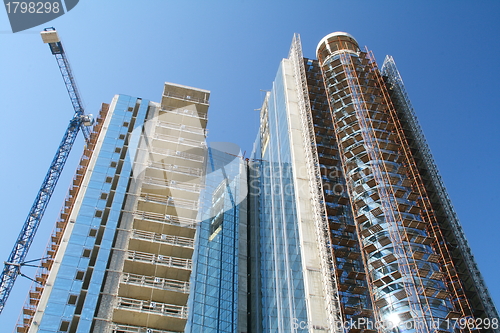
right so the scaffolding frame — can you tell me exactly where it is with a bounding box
[364,52,473,323]
[315,33,476,332]
[334,51,439,333]
[305,57,375,330]
[381,55,500,322]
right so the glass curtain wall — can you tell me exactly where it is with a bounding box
[35,95,149,332]
[187,144,247,333]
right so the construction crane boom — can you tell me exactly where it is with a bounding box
[0,28,92,314]
[42,27,92,142]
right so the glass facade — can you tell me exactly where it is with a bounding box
[187,144,247,333]
[251,62,308,332]
[35,95,150,332]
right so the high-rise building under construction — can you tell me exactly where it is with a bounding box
[248,32,499,333]
[12,32,499,333]
[17,83,210,333]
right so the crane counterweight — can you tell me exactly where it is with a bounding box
[40,30,60,44]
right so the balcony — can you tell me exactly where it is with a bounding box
[147,160,202,177]
[162,90,209,105]
[111,323,180,333]
[118,273,190,306]
[129,228,194,259]
[141,147,204,163]
[130,229,194,249]
[132,210,198,230]
[121,272,190,294]
[116,297,187,318]
[126,250,192,270]
[159,108,208,130]
[123,250,192,280]
[139,193,199,211]
[153,132,206,149]
[156,120,207,136]
[142,176,202,193]
[113,297,188,331]
[132,230,194,249]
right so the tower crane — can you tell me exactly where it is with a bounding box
[0,28,93,313]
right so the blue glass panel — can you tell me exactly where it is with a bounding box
[186,146,243,333]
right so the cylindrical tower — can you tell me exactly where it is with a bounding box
[317,32,456,333]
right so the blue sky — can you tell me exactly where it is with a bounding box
[1,0,499,328]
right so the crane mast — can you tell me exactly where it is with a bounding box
[0,28,92,314]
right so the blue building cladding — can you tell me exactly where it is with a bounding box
[37,95,149,332]
[251,62,308,332]
[187,145,245,333]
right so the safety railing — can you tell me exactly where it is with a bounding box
[121,272,190,294]
[126,251,192,270]
[116,296,188,319]
[132,210,198,229]
[130,229,194,248]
